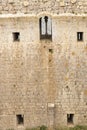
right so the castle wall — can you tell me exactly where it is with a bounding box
[0,0,87,14]
[0,15,87,130]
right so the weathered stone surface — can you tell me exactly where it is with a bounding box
[0,0,87,130]
[0,16,86,130]
[0,0,86,14]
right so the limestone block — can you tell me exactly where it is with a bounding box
[78,2,82,6]
[48,103,55,108]
[0,6,2,10]
[71,0,77,4]
[23,1,29,7]
[8,0,14,4]
[84,90,87,96]
[60,0,65,7]
[4,7,9,11]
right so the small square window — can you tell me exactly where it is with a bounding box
[49,49,53,53]
[67,114,74,124]
[77,32,83,41]
[13,32,20,42]
[16,114,24,125]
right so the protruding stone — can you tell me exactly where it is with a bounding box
[60,0,65,7]
[8,0,14,4]
[23,1,29,7]
[71,0,77,4]
[48,103,55,108]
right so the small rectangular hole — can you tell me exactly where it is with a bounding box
[67,114,74,124]
[77,32,83,41]
[13,32,20,42]
[16,114,24,125]
[49,49,53,53]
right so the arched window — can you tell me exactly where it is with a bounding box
[39,16,52,40]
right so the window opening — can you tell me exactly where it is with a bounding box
[13,32,20,42]
[49,49,53,53]
[16,115,24,125]
[39,16,52,40]
[77,32,83,41]
[67,114,74,124]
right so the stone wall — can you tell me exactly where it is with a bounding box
[0,15,87,130]
[0,0,87,14]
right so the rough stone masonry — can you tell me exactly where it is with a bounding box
[0,0,87,130]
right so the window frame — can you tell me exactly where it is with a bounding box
[77,32,83,41]
[39,16,52,40]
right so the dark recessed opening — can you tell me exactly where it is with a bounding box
[13,32,20,42]
[84,115,86,118]
[49,59,52,62]
[39,16,52,40]
[16,114,24,125]
[75,81,77,85]
[49,49,53,53]
[67,114,74,124]
[66,86,69,89]
[77,32,83,41]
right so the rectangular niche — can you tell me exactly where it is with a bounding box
[77,32,83,41]
[13,32,20,42]
[16,114,24,125]
[67,114,74,124]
